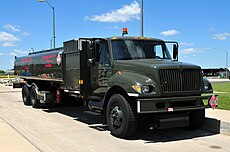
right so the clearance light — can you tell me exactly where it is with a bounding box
[132,85,141,93]
[78,80,84,85]
[122,28,128,37]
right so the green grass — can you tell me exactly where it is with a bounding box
[0,75,15,78]
[211,82,230,110]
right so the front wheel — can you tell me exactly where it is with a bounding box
[189,109,205,129]
[106,94,137,138]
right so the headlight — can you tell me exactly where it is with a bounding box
[203,82,213,93]
[202,78,213,93]
[142,85,150,93]
[132,85,152,93]
[204,83,212,91]
[204,85,209,90]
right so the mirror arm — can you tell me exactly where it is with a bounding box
[87,58,95,67]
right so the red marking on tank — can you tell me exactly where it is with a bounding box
[22,58,32,63]
[42,54,56,60]
[45,64,53,68]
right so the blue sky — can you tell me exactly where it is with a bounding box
[0,0,229,70]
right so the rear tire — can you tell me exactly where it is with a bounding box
[189,109,205,129]
[106,94,137,138]
[30,86,40,108]
[22,85,31,105]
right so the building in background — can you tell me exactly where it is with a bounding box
[202,68,229,78]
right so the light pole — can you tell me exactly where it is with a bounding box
[38,0,56,49]
[226,51,229,79]
[140,0,144,37]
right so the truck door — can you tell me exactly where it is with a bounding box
[91,39,112,94]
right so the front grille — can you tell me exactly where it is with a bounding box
[159,69,202,93]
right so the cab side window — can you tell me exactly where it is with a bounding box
[96,42,110,67]
[154,45,164,58]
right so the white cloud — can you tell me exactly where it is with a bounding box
[160,30,179,36]
[180,42,194,46]
[13,49,27,54]
[0,31,20,47]
[85,1,140,23]
[181,48,196,54]
[108,26,119,29]
[8,49,27,57]
[213,33,230,40]
[0,52,4,56]
[10,52,17,56]
[4,24,20,32]
[22,32,31,36]
[180,48,210,54]
[0,31,20,42]
[1,42,15,47]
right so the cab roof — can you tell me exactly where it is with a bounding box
[107,36,165,42]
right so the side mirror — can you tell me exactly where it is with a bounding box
[173,44,178,60]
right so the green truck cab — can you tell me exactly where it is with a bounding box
[14,36,215,138]
[66,37,214,138]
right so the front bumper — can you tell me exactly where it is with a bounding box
[137,95,215,114]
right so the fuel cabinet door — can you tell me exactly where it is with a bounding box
[63,39,92,95]
[63,40,80,91]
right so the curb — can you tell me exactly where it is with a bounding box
[1,116,55,152]
[201,117,230,136]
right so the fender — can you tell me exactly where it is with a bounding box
[109,71,160,97]
[23,82,39,95]
[202,77,213,93]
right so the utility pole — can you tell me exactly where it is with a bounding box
[140,0,143,37]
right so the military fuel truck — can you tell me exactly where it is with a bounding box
[14,37,215,138]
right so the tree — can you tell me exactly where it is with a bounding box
[0,70,5,74]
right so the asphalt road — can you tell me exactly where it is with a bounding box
[0,84,230,152]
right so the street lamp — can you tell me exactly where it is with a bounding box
[140,0,144,37]
[226,51,229,79]
[38,0,56,49]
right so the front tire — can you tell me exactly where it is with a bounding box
[106,94,137,138]
[189,109,205,129]
[30,86,40,108]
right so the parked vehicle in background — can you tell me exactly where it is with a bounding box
[0,78,9,84]
[0,78,5,84]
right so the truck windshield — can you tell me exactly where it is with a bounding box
[112,40,172,60]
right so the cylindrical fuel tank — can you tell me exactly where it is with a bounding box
[14,47,64,79]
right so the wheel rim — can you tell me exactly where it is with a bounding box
[110,104,123,129]
[30,89,36,104]
[22,89,27,102]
